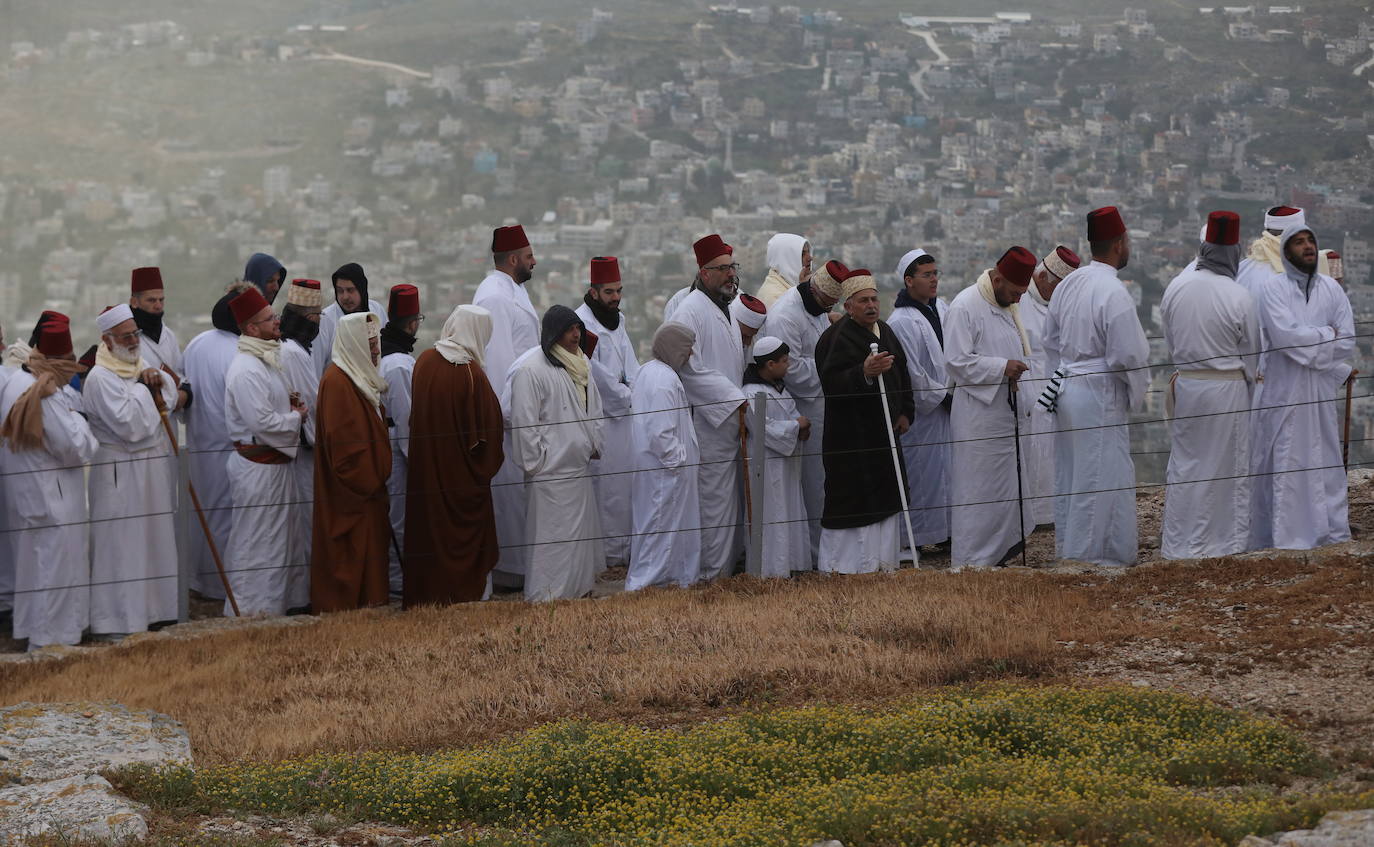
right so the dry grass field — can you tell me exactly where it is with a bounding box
[4,550,1372,770]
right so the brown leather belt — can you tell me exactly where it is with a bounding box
[233,441,291,465]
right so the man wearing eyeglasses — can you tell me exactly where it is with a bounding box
[379,283,422,596]
[224,288,311,616]
[668,234,749,581]
[84,303,182,641]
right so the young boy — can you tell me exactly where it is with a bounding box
[742,336,813,577]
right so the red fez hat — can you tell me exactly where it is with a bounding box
[1086,206,1126,242]
[1056,246,1082,271]
[996,247,1037,286]
[131,266,164,294]
[229,287,271,326]
[37,317,73,357]
[1204,211,1241,246]
[388,284,421,320]
[693,234,733,268]
[579,327,599,358]
[589,256,621,286]
[491,225,529,253]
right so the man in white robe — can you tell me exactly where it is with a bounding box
[888,249,952,550]
[669,234,749,580]
[1019,246,1081,527]
[279,279,324,568]
[763,260,844,559]
[1236,206,1331,295]
[755,233,811,307]
[1160,211,1260,560]
[84,304,181,638]
[313,263,388,378]
[509,306,605,602]
[0,318,98,649]
[945,248,1038,569]
[379,283,421,594]
[743,337,812,577]
[627,323,702,591]
[182,289,248,599]
[1042,206,1150,566]
[128,267,189,410]
[474,224,541,588]
[1250,223,1355,550]
[575,257,640,567]
[223,287,310,616]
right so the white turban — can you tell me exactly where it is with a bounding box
[731,293,768,329]
[332,312,388,412]
[435,304,493,367]
[894,249,929,286]
[97,304,135,334]
[1264,207,1305,232]
[766,233,808,286]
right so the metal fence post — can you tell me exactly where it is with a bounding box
[175,438,192,623]
[746,391,767,578]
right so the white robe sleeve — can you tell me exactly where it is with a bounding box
[589,358,631,418]
[758,394,800,457]
[282,345,319,447]
[771,308,823,407]
[1258,274,1339,373]
[84,370,165,445]
[944,304,1008,406]
[509,365,549,477]
[230,367,301,451]
[1102,289,1150,410]
[42,391,99,466]
[891,314,949,416]
[382,359,414,458]
[1321,283,1356,385]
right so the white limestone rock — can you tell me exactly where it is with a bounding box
[0,701,191,784]
[0,773,148,846]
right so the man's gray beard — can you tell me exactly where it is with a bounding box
[112,344,140,364]
[711,285,738,308]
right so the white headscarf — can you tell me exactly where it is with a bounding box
[766,233,808,286]
[332,312,388,412]
[894,248,929,286]
[436,305,493,367]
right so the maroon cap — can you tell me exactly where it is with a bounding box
[1268,205,1301,217]
[388,284,421,320]
[589,256,620,286]
[1204,211,1241,246]
[491,225,529,253]
[580,327,599,358]
[36,317,73,357]
[131,266,164,294]
[996,246,1037,286]
[1086,206,1126,242]
[693,234,733,268]
[229,288,271,326]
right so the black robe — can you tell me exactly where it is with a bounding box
[815,316,916,530]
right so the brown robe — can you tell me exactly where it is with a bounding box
[310,365,393,613]
[402,349,505,608]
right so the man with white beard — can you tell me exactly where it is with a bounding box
[575,257,640,567]
[761,259,845,559]
[1250,223,1355,551]
[1018,246,1081,527]
[1160,211,1259,559]
[84,304,181,639]
[223,287,311,616]
[944,247,1038,569]
[182,286,251,600]
[0,317,98,649]
[474,224,540,589]
[754,233,811,307]
[1041,206,1150,566]
[888,249,952,551]
[667,233,749,580]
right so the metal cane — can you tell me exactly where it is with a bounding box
[1007,375,1029,569]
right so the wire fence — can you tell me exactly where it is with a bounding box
[1,328,1370,631]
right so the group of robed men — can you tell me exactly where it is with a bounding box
[0,201,1355,649]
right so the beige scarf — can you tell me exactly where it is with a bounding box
[94,343,144,380]
[1249,232,1331,276]
[550,344,591,411]
[333,313,388,413]
[0,352,85,452]
[977,269,1032,357]
[237,335,283,371]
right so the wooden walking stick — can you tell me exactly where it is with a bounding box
[1344,370,1359,469]
[151,378,241,616]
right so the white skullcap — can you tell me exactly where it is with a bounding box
[730,292,768,329]
[894,249,929,284]
[97,303,135,334]
[752,336,786,359]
